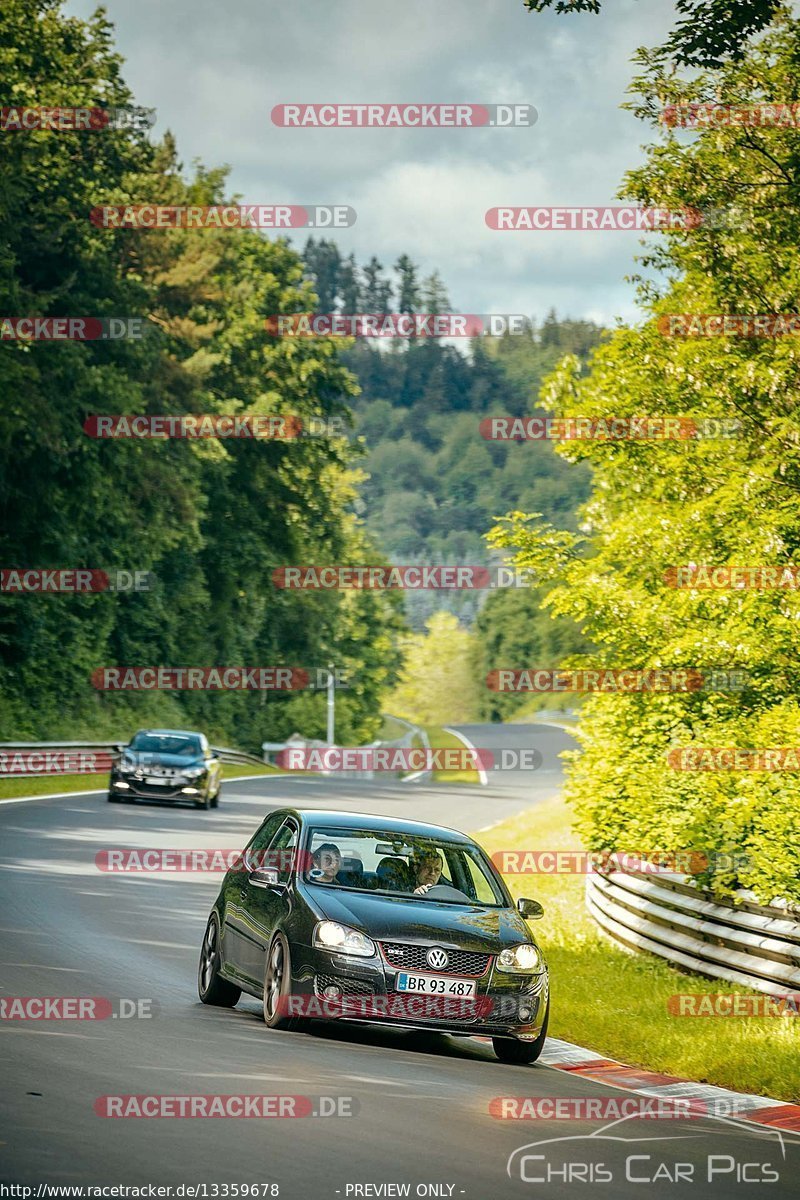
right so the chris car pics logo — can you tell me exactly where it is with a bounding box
[506,1114,785,1185]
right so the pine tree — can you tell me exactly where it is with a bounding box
[395,254,420,314]
[339,252,362,312]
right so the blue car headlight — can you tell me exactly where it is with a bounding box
[313,921,375,958]
[496,943,543,973]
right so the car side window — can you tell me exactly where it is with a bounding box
[268,819,298,884]
[245,812,287,855]
[463,855,498,904]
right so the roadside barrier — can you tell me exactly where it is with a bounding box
[585,865,800,997]
[0,740,265,777]
[263,716,431,781]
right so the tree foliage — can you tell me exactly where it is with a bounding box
[523,0,783,68]
[489,15,800,905]
[0,0,403,749]
[299,248,602,631]
[385,611,479,726]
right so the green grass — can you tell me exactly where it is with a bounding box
[219,762,280,780]
[424,726,481,784]
[378,715,415,741]
[0,772,111,799]
[0,760,280,801]
[474,795,800,1103]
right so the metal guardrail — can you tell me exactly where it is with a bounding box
[378,714,431,782]
[586,866,800,997]
[210,745,265,767]
[0,740,265,777]
[261,716,431,781]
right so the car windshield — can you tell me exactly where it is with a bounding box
[304,826,505,906]
[128,733,202,757]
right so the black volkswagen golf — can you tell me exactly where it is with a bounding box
[109,728,223,809]
[198,808,550,1063]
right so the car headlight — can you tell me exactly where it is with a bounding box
[181,764,206,779]
[118,758,136,774]
[496,943,542,973]
[313,921,375,958]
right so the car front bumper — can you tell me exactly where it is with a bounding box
[289,942,549,1038]
[109,771,209,801]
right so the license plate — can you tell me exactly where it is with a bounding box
[395,972,475,997]
[146,776,169,785]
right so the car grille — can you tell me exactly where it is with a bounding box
[314,974,375,998]
[123,781,187,799]
[380,942,491,977]
[131,768,185,780]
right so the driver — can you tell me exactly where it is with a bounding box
[311,842,342,884]
[412,850,443,895]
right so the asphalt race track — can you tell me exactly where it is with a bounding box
[1,721,796,1196]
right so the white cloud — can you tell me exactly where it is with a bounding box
[66,0,678,324]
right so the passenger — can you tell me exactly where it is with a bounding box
[412,850,444,895]
[375,857,411,892]
[311,842,342,883]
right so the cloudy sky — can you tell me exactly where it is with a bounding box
[66,0,683,326]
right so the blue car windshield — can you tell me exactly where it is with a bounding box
[129,733,202,757]
[304,827,504,906]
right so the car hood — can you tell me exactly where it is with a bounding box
[121,752,203,770]
[306,886,533,950]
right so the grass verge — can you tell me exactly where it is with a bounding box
[0,760,279,801]
[424,726,481,785]
[474,794,800,1102]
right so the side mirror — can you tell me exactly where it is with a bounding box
[113,743,127,754]
[250,867,281,889]
[518,897,544,920]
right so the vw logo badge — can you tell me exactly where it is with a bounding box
[427,947,448,970]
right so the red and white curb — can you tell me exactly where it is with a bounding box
[538,1036,800,1132]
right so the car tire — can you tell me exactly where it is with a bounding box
[262,933,299,1030]
[492,997,549,1064]
[198,915,241,1007]
[210,785,221,809]
[107,791,122,803]
[194,791,211,810]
